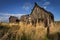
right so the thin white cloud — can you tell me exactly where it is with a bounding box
[43,1,50,6]
[43,1,51,9]
[0,13,26,22]
[2,13,26,17]
[44,6,47,9]
[0,13,26,17]
[23,2,31,11]
[0,17,9,22]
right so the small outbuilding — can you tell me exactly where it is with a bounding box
[9,16,19,23]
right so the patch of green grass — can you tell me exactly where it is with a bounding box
[44,35,48,40]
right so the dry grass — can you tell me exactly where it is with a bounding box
[0,21,60,40]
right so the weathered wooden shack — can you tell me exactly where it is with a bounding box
[20,3,54,27]
[9,16,19,23]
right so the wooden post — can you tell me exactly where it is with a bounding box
[47,16,50,39]
[36,18,38,26]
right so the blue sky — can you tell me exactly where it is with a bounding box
[0,0,60,22]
